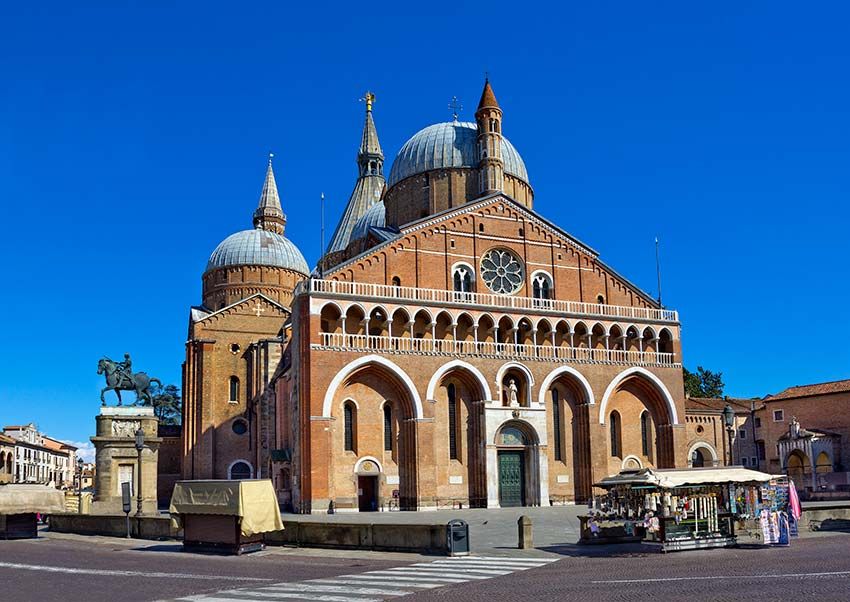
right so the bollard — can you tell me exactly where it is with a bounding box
[518,515,533,549]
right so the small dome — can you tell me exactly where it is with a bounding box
[206,229,309,275]
[350,201,386,241]
[387,121,528,187]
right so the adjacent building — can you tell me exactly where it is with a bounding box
[0,433,15,484]
[2,424,78,487]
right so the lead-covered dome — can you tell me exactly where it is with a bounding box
[350,200,386,241]
[387,121,528,187]
[206,228,309,275]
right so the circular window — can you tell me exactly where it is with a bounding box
[481,248,524,295]
[232,419,248,436]
[696,425,704,434]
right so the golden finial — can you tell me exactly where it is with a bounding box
[360,91,375,112]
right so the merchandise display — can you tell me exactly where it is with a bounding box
[583,467,793,552]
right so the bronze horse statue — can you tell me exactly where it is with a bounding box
[97,357,161,406]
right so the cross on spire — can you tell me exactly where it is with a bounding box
[448,96,463,121]
[359,91,375,112]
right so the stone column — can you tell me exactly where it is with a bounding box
[90,406,161,515]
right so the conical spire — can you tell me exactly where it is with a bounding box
[477,77,500,111]
[253,154,286,235]
[324,92,386,263]
[359,92,383,157]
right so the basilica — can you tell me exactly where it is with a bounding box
[180,81,688,512]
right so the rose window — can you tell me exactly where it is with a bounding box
[481,248,524,294]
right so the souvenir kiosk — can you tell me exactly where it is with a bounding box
[169,480,283,555]
[589,467,775,552]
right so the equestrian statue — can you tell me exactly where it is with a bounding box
[97,353,161,406]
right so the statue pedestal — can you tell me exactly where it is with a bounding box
[90,407,161,515]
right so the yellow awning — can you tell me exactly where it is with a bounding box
[169,480,283,536]
[0,484,67,514]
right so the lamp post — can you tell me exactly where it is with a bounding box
[134,427,145,517]
[76,457,84,514]
[722,404,735,466]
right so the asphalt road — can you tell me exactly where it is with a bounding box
[3,532,850,601]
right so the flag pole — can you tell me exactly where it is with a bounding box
[655,236,663,307]
[319,192,325,278]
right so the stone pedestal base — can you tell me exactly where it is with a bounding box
[91,407,161,515]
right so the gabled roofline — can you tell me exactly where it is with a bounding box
[190,293,288,325]
[324,192,661,308]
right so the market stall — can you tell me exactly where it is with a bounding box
[169,480,283,555]
[584,467,783,552]
[0,484,66,539]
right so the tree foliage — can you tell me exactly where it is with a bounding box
[683,366,725,398]
[150,383,182,425]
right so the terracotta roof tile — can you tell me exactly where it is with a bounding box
[685,396,755,413]
[477,80,499,110]
[767,378,850,401]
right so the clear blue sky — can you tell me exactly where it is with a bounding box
[1,2,848,455]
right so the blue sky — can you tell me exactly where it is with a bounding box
[1,2,848,453]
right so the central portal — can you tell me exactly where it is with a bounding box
[498,450,525,507]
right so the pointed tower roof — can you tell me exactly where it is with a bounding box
[477,78,500,111]
[324,92,386,258]
[360,92,383,157]
[253,154,287,234]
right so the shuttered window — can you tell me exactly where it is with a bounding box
[610,411,622,458]
[640,411,650,456]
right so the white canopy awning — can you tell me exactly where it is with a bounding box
[596,467,778,489]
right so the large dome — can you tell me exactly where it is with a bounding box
[350,200,386,241]
[206,229,309,275]
[387,121,528,187]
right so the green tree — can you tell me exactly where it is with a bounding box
[150,383,182,425]
[683,366,725,398]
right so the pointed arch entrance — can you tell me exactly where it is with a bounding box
[325,355,421,510]
[429,360,490,508]
[539,366,594,503]
[600,368,678,470]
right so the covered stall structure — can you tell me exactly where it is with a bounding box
[587,466,775,552]
[0,484,66,539]
[169,480,283,555]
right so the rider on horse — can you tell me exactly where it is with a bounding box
[115,353,133,386]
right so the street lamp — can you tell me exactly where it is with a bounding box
[722,403,735,466]
[134,427,145,517]
[76,457,84,514]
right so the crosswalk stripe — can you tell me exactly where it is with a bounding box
[259,583,412,596]
[408,564,512,575]
[346,573,470,584]
[390,566,509,577]
[310,578,441,590]
[450,556,558,564]
[178,592,382,602]
[429,561,541,570]
[366,569,489,580]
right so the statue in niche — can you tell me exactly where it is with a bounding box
[508,379,519,407]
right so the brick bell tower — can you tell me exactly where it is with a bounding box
[475,77,505,195]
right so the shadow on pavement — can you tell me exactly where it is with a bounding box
[130,543,185,553]
[538,543,655,558]
[813,519,850,532]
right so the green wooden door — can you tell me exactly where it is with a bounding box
[498,451,525,507]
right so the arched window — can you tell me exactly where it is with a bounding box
[691,449,706,468]
[452,265,473,293]
[532,272,552,301]
[383,404,393,452]
[448,383,458,460]
[229,461,252,480]
[343,402,356,452]
[229,376,239,403]
[391,276,401,287]
[597,294,605,305]
[610,411,622,458]
[640,411,650,457]
[552,389,563,461]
